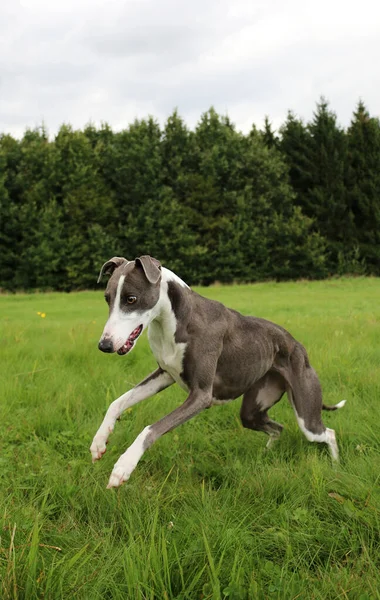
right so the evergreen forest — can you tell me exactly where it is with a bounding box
[1,99,379,290]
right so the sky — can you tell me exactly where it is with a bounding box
[1,0,379,138]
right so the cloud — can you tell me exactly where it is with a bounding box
[1,0,379,138]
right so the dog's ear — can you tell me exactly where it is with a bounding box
[135,255,161,284]
[97,257,127,283]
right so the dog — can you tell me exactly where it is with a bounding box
[90,255,346,488]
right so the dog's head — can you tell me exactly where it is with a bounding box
[97,255,162,355]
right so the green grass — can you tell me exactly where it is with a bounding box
[0,277,379,600]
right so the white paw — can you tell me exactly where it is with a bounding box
[90,436,107,462]
[107,458,137,488]
[106,426,151,488]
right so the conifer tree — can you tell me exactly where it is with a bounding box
[262,116,278,149]
[0,145,18,288]
[0,134,24,288]
[279,112,311,207]
[280,101,349,269]
[346,101,380,273]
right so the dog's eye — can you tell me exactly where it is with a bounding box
[126,296,137,304]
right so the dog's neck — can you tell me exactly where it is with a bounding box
[162,267,188,290]
[150,267,189,328]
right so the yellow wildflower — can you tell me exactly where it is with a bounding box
[37,311,41,315]
[41,313,46,318]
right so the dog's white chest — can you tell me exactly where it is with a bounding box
[148,322,188,390]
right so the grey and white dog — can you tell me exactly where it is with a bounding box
[91,255,346,488]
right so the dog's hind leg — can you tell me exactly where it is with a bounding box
[240,372,286,448]
[285,344,340,461]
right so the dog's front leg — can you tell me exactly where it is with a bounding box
[90,368,174,462]
[107,388,212,488]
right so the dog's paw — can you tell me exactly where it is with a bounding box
[106,457,137,488]
[90,437,107,462]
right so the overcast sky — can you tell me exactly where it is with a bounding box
[1,0,379,138]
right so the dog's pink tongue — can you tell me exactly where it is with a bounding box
[118,340,133,355]
[130,325,142,340]
[118,325,142,355]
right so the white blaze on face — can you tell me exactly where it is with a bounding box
[100,275,140,352]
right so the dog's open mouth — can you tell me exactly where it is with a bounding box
[117,325,143,355]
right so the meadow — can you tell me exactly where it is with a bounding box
[0,278,379,600]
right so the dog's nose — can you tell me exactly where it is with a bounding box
[98,338,114,353]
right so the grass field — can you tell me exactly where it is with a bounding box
[0,278,379,600]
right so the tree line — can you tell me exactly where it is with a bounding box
[0,99,379,290]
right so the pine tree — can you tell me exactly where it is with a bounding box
[0,145,18,288]
[262,116,278,150]
[0,135,23,288]
[183,109,245,282]
[161,110,194,196]
[52,125,118,288]
[345,101,380,273]
[238,132,327,281]
[280,101,349,270]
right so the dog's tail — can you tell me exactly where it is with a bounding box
[322,400,346,411]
